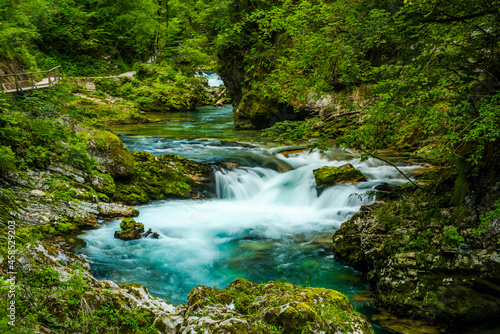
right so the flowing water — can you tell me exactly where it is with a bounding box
[78,105,497,334]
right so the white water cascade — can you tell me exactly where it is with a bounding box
[80,149,416,305]
[195,70,224,87]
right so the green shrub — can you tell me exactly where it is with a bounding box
[0,146,17,173]
[442,227,464,248]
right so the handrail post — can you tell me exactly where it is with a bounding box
[31,73,35,90]
[48,70,51,86]
[15,75,18,92]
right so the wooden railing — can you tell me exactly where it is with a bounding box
[0,66,62,93]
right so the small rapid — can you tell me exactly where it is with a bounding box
[79,148,416,307]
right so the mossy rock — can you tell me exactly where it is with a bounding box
[86,130,135,178]
[114,218,144,240]
[113,151,215,204]
[313,164,367,195]
[332,211,369,272]
[234,90,308,130]
[119,217,140,230]
[183,278,373,334]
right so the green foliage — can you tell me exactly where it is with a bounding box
[442,227,464,248]
[262,119,315,142]
[91,63,210,112]
[0,145,17,173]
[206,0,500,182]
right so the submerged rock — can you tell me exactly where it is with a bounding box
[313,164,367,195]
[179,277,373,334]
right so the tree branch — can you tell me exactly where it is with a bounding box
[362,150,423,189]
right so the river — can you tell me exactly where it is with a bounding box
[78,104,498,334]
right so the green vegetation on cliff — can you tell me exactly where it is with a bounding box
[333,179,500,323]
[209,0,500,174]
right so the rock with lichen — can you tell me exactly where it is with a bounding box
[332,189,500,324]
[113,151,216,204]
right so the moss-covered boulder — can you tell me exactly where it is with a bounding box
[179,278,373,334]
[85,129,135,179]
[114,217,144,240]
[114,151,215,204]
[313,164,367,195]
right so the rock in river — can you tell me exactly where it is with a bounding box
[313,163,367,195]
[114,217,144,240]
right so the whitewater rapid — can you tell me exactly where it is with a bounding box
[79,148,416,304]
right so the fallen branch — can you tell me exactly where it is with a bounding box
[362,150,423,189]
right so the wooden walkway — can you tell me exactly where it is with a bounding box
[1,66,62,93]
[0,67,137,93]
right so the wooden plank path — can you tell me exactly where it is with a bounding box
[1,66,136,93]
[1,66,62,93]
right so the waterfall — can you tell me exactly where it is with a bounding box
[195,70,224,87]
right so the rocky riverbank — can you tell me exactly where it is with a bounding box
[1,239,373,333]
[332,180,500,326]
[0,113,373,333]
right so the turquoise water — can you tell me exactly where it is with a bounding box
[112,105,266,144]
[79,106,497,334]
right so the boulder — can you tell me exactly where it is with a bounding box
[113,151,216,203]
[180,278,373,334]
[374,182,399,200]
[114,217,144,241]
[86,130,135,178]
[313,164,367,195]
